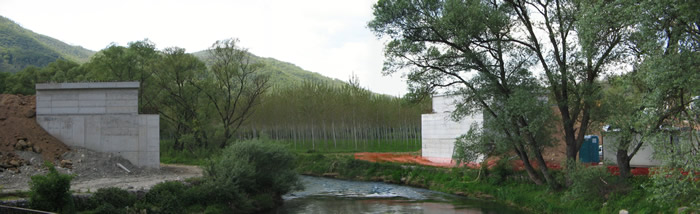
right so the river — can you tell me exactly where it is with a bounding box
[268,176,525,214]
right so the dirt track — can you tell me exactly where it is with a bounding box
[1,163,202,193]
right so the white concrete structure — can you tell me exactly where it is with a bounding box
[422,95,483,163]
[602,134,662,167]
[35,82,160,168]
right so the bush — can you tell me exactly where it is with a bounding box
[29,162,75,213]
[137,181,187,214]
[486,158,514,184]
[565,162,617,202]
[91,203,121,214]
[203,139,303,212]
[92,187,136,209]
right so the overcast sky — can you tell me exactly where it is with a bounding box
[0,0,409,96]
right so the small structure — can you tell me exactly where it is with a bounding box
[601,132,662,167]
[421,95,483,163]
[35,82,160,168]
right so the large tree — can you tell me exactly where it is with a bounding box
[151,47,208,151]
[601,73,652,179]
[629,0,699,206]
[504,0,632,164]
[85,40,160,113]
[369,0,559,187]
[201,39,270,148]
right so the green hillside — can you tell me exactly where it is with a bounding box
[0,14,346,89]
[0,16,94,73]
[192,50,347,89]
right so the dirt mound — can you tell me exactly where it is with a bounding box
[0,94,70,172]
[0,148,151,191]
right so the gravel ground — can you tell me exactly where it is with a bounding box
[0,147,202,193]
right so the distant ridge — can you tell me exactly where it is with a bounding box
[0,15,349,90]
[0,15,95,73]
[192,50,348,89]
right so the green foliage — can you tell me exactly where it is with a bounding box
[160,139,214,165]
[602,177,672,213]
[151,47,207,150]
[201,38,270,148]
[486,158,515,185]
[91,203,121,214]
[369,0,565,187]
[626,0,699,208]
[645,168,700,209]
[187,139,303,213]
[92,187,136,210]
[565,162,617,202]
[28,162,75,213]
[136,181,186,214]
[240,80,428,153]
[205,139,302,197]
[0,15,93,73]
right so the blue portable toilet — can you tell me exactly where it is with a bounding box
[580,135,600,163]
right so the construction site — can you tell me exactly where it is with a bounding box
[0,83,200,195]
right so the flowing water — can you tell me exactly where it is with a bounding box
[268,176,525,214]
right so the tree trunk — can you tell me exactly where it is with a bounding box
[220,127,230,148]
[353,125,357,150]
[616,149,632,179]
[514,144,544,185]
[332,122,337,148]
[533,148,561,189]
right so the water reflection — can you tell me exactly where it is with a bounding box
[269,176,524,214]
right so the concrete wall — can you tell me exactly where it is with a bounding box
[432,95,460,113]
[35,82,160,168]
[422,95,483,163]
[602,134,662,167]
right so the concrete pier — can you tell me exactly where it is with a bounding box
[36,82,160,168]
[421,95,483,163]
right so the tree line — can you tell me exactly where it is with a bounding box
[239,79,429,152]
[0,38,429,153]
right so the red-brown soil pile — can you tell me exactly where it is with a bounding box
[0,94,69,172]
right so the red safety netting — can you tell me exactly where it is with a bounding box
[353,152,668,177]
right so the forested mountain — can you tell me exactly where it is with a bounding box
[0,16,94,73]
[193,50,347,89]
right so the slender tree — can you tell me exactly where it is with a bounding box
[201,39,270,148]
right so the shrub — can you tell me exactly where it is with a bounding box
[137,181,187,214]
[565,161,617,202]
[91,203,121,214]
[92,187,136,209]
[486,158,513,184]
[203,139,303,212]
[29,162,75,213]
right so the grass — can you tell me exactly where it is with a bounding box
[295,153,677,214]
[269,138,421,153]
[160,138,421,165]
[159,140,220,165]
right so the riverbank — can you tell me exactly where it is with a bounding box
[295,153,671,213]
